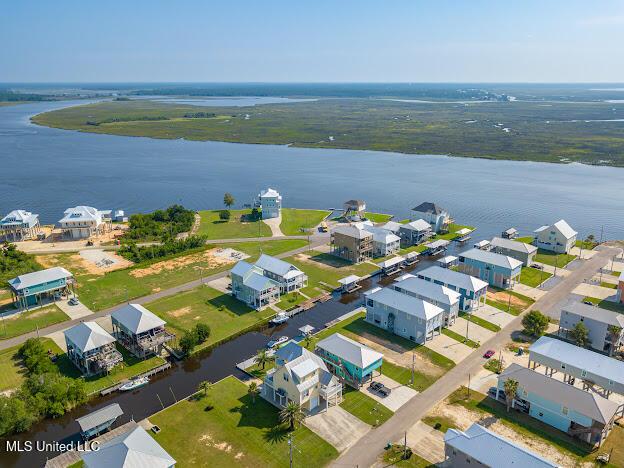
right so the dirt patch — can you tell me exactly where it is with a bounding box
[35,252,129,277]
[129,248,237,278]
[198,434,233,453]
[489,290,528,307]
[170,306,192,318]
[294,252,351,271]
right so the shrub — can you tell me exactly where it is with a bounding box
[521,310,549,337]
[179,330,199,355]
[219,210,231,221]
[194,323,211,343]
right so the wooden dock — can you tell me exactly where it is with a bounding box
[99,361,172,396]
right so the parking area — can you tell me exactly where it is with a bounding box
[470,304,515,329]
[361,373,417,411]
[206,276,231,293]
[424,333,474,364]
[448,317,495,344]
[304,405,370,452]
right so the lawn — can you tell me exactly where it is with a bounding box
[486,287,535,316]
[458,311,501,332]
[150,376,338,468]
[434,223,475,241]
[364,212,393,223]
[582,296,624,313]
[575,239,598,250]
[0,342,32,391]
[382,445,435,468]
[600,281,617,289]
[340,386,393,426]
[534,249,577,268]
[516,236,534,244]
[146,285,275,352]
[422,414,457,434]
[398,244,428,255]
[275,291,308,311]
[279,208,330,235]
[0,305,70,340]
[441,328,479,348]
[519,267,552,288]
[197,209,272,239]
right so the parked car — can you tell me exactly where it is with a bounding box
[483,349,495,359]
[266,336,289,349]
[530,263,544,270]
[369,381,391,397]
[68,297,80,306]
[583,300,595,306]
[487,386,498,398]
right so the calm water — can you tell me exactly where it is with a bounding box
[1,99,624,241]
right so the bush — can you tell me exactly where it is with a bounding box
[123,205,196,242]
[219,210,231,221]
[194,323,211,343]
[521,310,549,337]
[19,338,55,375]
[179,330,199,355]
[0,242,42,283]
[118,235,206,263]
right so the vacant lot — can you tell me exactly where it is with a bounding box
[486,287,535,316]
[534,250,577,268]
[197,209,271,239]
[519,267,552,288]
[0,305,70,340]
[279,208,330,235]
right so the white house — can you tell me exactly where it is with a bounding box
[258,188,282,219]
[392,274,461,326]
[59,206,110,239]
[533,220,577,254]
[411,202,452,233]
[362,225,401,257]
[0,210,41,241]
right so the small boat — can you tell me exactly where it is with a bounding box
[270,312,289,325]
[266,336,289,349]
[118,376,149,392]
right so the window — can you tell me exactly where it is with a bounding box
[283,373,289,382]
[581,370,587,377]
[562,406,569,415]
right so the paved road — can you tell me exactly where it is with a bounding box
[0,238,324,351]
[332,246,621,468]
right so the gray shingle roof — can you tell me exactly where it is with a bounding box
[64,322,116,353]
[8,266,72,291]
[401,219,431,232]
[393,276,461,306]
[411,202,445,215]
[562,302,624,327]
[112,304,166,334]
[255,254,301,277]
[316,333,382,368]
[76,403,124,432]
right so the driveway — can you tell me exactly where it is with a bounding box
[262,215,285,237]
[207,276,231,293]
[403,421,445,464]
[424,333,473,364]
[361,374,417,411]
[304,405,370,452]
[470,304,515,329]
[56,298,93,320]
[513,283,547,300]
[572,282,618,300]
[448,317,495,345]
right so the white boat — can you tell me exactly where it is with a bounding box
[118,376,149,392]
[270,312,289,325]
[266,336,289,349]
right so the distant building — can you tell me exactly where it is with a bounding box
[416,265,488,311]
[343,199,366,220]
[330,225,373,263]
[533,219,577,254]
[64,322,123,377]
[380,220,402,234]
[444,423,559,468]
[392,274,460,326]
[558,302,624,356]
[8,266,74,309]
[490,236,538,266]
[398,219,432,246]
[501,227,519,239]
[111,304,174,359]
[59,206,111,239]
[258,188,282,219]
[362,225,400,257]
[457,248,522,289]
[0,210,41,241]
[411,202,452,233]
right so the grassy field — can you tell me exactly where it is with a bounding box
[279,208,330,235]
[146,285,275,351]
[364,212,393,223]
[534,250,577,268]
[486,287,535,316]
[0,341,33,391]
[31,98,624,166]
[0,305,70,340]
[575,239,598,250]
[340,386,393,426]
[275,291,308,311]
[197,209,271,239]
[150,376,338,468]
[582,296,624,313]
[458,311,501,332]
[519,267,552,288]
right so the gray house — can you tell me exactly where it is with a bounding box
[398,219,432,246]
[0,210,41,241]
[365,286,445,344]
[558,302,624,356]
[111,303,174,358]
[411,202,452,233]
[533,219,577,254]
[64,322,123,376]
[416,266,489,311]
[254,254,307,293]
[392,274,460,326]
[444,423,559,468]
[490,236,538,266]
[230,261,280,309]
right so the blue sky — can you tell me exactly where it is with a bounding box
[2,0,623,82]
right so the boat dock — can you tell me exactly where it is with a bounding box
[99,361,172,396]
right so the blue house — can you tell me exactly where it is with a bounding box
[416,266,489,311]
[315,333,383,388]
[457,248,522,289]
[8,266,74,308]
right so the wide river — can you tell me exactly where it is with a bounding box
[2,99,624,240]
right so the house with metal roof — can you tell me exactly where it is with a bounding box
[411,202,452,233]
[111,304,174,359]
[7,266,74,308]
[502,227,519,239]
[254,254,307,293]
[0,210,41,241]
[343,199,366,219]
[497,363,623,446]
[330,225,373,263]
[457,248,522,289]
[76,403,124,439]
[490,237,538,266]
[533,219,578,254]
[558,302,624,356]
[263,341,342,412]
[81,425,176,468]
[64,322,123,376]
[416,265,489,311]
[258,187,282,219]
[392,275,460,326]
[380,220,402,234]
[364,286,445,344]
[444,423,559,468]
[362,225,400,257]
[59,206,111,239]
[528,335,624,397]
[230,260,281,309]
[398,219,432,246]
[315,333,383,388]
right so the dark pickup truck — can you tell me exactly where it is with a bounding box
[369,381,391,397]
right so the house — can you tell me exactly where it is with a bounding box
[497,363,623,447]
[618,271,624,304]
[411,202,452,233]
[76,403,124,439]
[59,206,111,239]
[230,261,280,309]
[416,266,488,311]
[111,304,174,358]
[444,423,559,468]
[263,341,342,412]
[81,425,176,468]
[8,266,74,309]
[362,225,400,257]
[365,286,445,344]
[380,220,402,234]
[392,275,460,325]
[502,227,519,239]
[0,210,41,241]
[533,219,577,254]
[457,248,522,289]
[528,335,624,397]
[113,209,128,222]
[558,302,624,356]
[315,333,383,387]
[398,219,432,246]
[254,254,307,293]
[490,237,538,266]
[473,239,491,251]
[330,225,373,263]
[258,188,282,219]
[422,239,450,256]
[437,255,458,269]
[337,275,361,293]
[64,322,123,376]
[343,199,366,220]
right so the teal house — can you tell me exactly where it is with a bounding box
[458,248,522,289]
[315,333,383,387]
[8,267,74,308]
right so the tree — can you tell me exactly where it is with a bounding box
[279,401,305,430]
[223,193,235,209]
[570,322,591,347]
[521,310,549,337]
[198,380,212,397]
[194,323,211,343]
[219,210,231,221]
[179,330,199,355]
[248,382,259,403]
[254,349,272,370]
[19,338,55,375]
[607,325,622,355]
[503,379,519,413]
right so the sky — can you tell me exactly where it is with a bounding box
[2,0,624,83]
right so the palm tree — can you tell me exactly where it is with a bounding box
[254,349,271,370]
[248,382,259,403]
[198,380,212,397]
[607,325,622,356]
[280,401,305,430]
[503,379,519,413]
[304,335,312,349]
[223,192,235,209]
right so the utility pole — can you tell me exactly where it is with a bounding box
[410,352,415,386]
[288,435,293,468]
[403,431,408,460]
[467,373,471,398]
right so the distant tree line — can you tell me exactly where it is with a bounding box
[0,242,41,283]
[183,112,217,119]
[0,91,49,102]
[86,115,169,126]
[123,205,196,242]
[118,235,206,263]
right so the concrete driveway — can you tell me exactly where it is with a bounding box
[262,215,285,237]
[448,317,494,345]
[207,276,231,293]
[471,304,515,329]
[403,421,445,464]
[572,282,618,300]
[424,333,473,363]
[304,405,370,452]
[56,298,93,320]
[361,374,417,411]
[513,283,547,300]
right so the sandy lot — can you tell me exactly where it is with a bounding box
[130,247,245,278]
[37,251,131,276]
[488,290,529,308]
[79,249,133,272]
